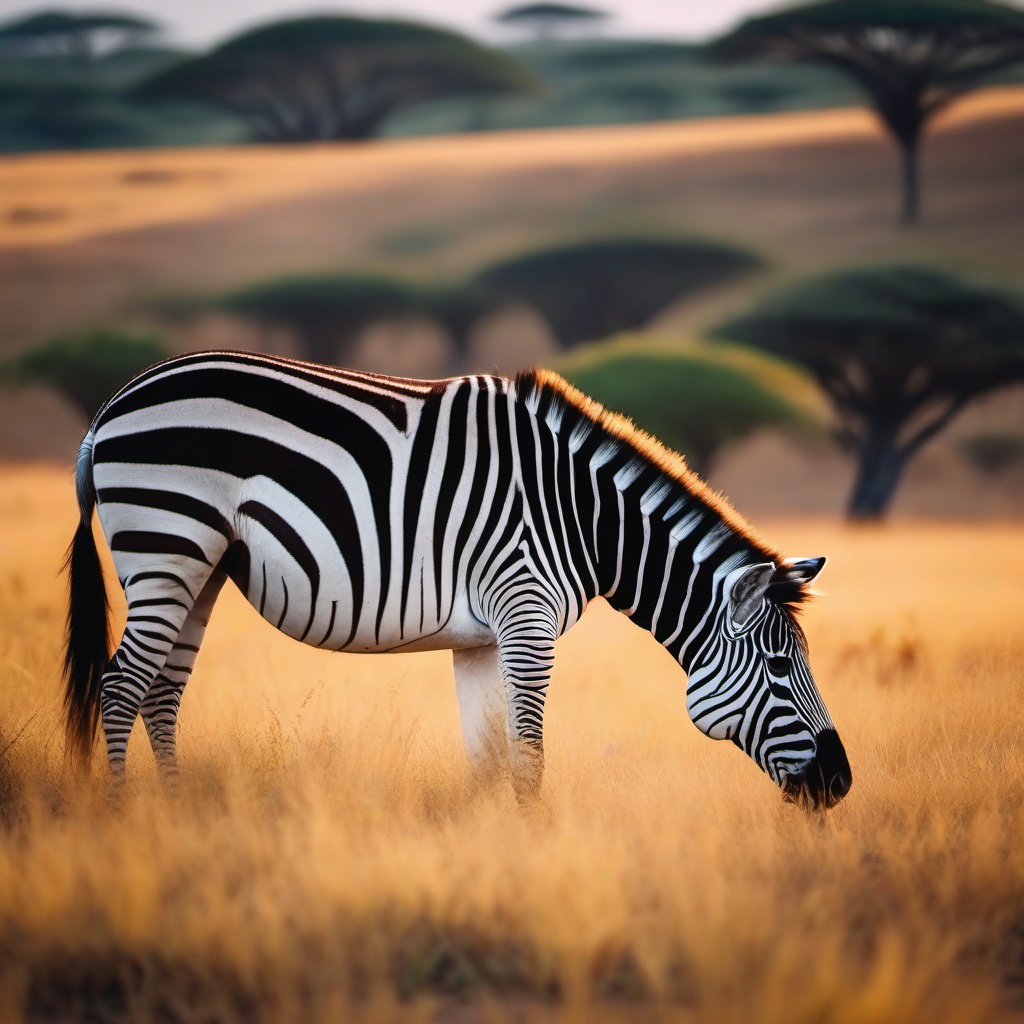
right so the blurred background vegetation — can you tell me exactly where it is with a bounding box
[5,4,1021,153]
[0,9,860,153]
[1,0,1023,521]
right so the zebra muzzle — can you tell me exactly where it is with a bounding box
[781,728,852,810]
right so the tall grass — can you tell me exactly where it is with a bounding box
[1,464,1023,1022]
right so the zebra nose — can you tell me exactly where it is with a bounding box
[782,729,852,810]
[810,728,852,807]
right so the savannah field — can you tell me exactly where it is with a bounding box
[1,463,1023,1024]
[1,88,1024,1023]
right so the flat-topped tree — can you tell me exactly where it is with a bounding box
[476,238,763,349]
[494,3,609,40]
[0,328,168,422]
[137,16,533,142]
[418,283,500,366]
[210,275,426,365]
[712,266,1024,519]
[0,9,158,63]
[559,341,819,478]
[712,0,1024,224]
[185,274,503,368]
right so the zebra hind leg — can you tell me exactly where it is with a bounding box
[140,569,227,779]
[101,564,214,782]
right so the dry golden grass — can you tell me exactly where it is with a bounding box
[1,462,1023,1022]
[4,87,1021,252]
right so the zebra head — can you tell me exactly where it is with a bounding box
[685,557,851,810]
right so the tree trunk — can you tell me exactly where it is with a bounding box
[847,424,906,521]
[898,133,920,226]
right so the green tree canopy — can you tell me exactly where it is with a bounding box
[712,265,1024,518]
[0,9,158,62]
[557,338,820,478]
[712,0,1024,223]
[494,4,609,39]
[190,274,500,367]
[138,16,533,142]
[476,238,763,349]
[416,283,500,365]
[206,274,425,364]
[0,327,169,422]
[0,85,168,150]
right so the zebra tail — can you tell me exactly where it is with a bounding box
[62,432,110,771]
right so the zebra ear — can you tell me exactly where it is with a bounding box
[728,562,774,630]
[775,557,826,586]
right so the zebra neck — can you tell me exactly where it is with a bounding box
[594,469,755,663]
[512,369,774,658]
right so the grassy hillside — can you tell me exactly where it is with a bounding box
[1,91,1021,354]
[3,36,1018,150]
[385,39,865,136]
[0,38,897,153]
[1,91,1022,518]
[0,47,242,152]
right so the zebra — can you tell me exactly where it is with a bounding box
[63,350,851,808]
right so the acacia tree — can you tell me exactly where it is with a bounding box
[208,275,424,364]
[560,343,815,478]
[138,16,532,142]
[194,273,499,367]
[0,328,168,421]
[712,0,1024,223]
[476,239,763,348]
[712,266,1024,519]
[493,3,609,40]
[0,10,158,63]
[418,283,500,365]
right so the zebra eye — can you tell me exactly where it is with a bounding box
[767,656,791,676]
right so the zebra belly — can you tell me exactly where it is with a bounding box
[232,501,496,654]
[347,603,497,654]
[237,557,495,654]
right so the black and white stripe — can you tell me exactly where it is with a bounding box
[63,351,849,805]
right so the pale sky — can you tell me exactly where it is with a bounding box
[0,0,788,48]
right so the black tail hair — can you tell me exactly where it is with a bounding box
[62,434,110,771]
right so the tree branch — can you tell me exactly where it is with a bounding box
[900,394,971,458]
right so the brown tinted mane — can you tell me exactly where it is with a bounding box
[517,369,814,613]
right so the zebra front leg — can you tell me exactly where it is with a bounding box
[140,569,226,778]
[453,646,509,792]
[496,624,556,804]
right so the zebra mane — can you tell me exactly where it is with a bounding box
[516,369,814,611]
[767,572,816,616]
